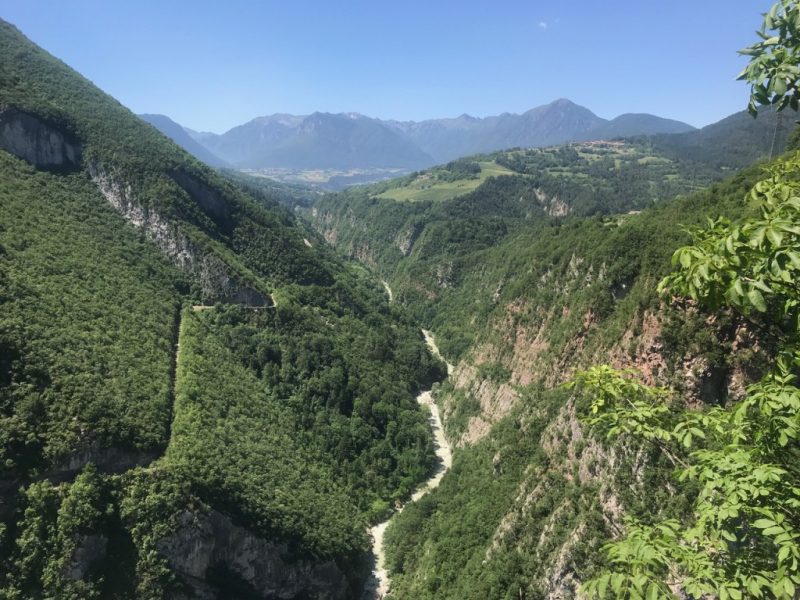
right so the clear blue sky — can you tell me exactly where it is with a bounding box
[3,1,767,133]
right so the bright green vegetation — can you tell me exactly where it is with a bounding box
[331,130,774,212]
[167,302,442,559]
[0,19,447,597]
[384,385,602,599]
[312,138,767,360]
[3,1,798,596]
[575,156,800,599]
[374,163,769,598]
[0,19,331,294]
[309,40,798,594]
[341,140,721,215]
[738,0,800,115]
[0,153,185,476]
[377,160,515,203]
[310,133,783,316]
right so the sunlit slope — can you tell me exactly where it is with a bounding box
[0,18,446,598]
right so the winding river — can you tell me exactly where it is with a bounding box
[362,319,454,599]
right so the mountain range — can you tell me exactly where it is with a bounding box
[143,100,696,173]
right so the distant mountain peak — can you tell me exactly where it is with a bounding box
[175,99,697,171]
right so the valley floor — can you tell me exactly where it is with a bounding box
[362,327,455,599]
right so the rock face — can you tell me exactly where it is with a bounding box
[52,441,156,479]
[0,108,82,169]
[66,534,109,581]
[89,166,271,306]
[170,169,232,226]
[0,443,156,519]
[158,510,353,600]
[394,224,420,256]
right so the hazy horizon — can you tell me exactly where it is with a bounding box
[4,0,761,133]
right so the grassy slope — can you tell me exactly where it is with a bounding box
[377,161,515,203]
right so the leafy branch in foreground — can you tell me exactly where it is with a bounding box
[739,0,800,115]
[572,155,800,599]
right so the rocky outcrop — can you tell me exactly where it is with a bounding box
[66,534,109,581]
[0,107,82,169]
[394,224,420,256]
[0,443,156,519]
[533,187,569,217]
[52,442,156,480]
[170,169,232,226]
[89,166,271,306]
[158,510,352,600]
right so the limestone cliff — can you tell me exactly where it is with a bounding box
[158,510,354,600]
[0,107,82,170]
[89,165,270,305]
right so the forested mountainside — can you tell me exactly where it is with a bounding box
[311,119,789,344]
[138,114,229,168]
[310,105,798,594]
[0,19,446,598]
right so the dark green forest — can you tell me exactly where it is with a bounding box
[0,18,446,598]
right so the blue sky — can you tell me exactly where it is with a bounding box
[3,1,767,133]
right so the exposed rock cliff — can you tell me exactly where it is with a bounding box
[89,166,270,305]
[394,223,420,256]
[158,510,354,600]
[0,107,82,169]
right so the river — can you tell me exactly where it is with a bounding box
[361,327,454,599]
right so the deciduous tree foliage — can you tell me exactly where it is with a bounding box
[739,0,800,115]
[0,18,447,597]
[573,142,800,600]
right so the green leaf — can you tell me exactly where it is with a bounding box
[766,226,784,246]
[748,288,768,312]
[597,574,609,598]
[778,545,791,562]
[754,518,777,529]
[721,529,737,542]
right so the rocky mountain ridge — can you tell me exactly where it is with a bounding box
[153,99,695,172]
